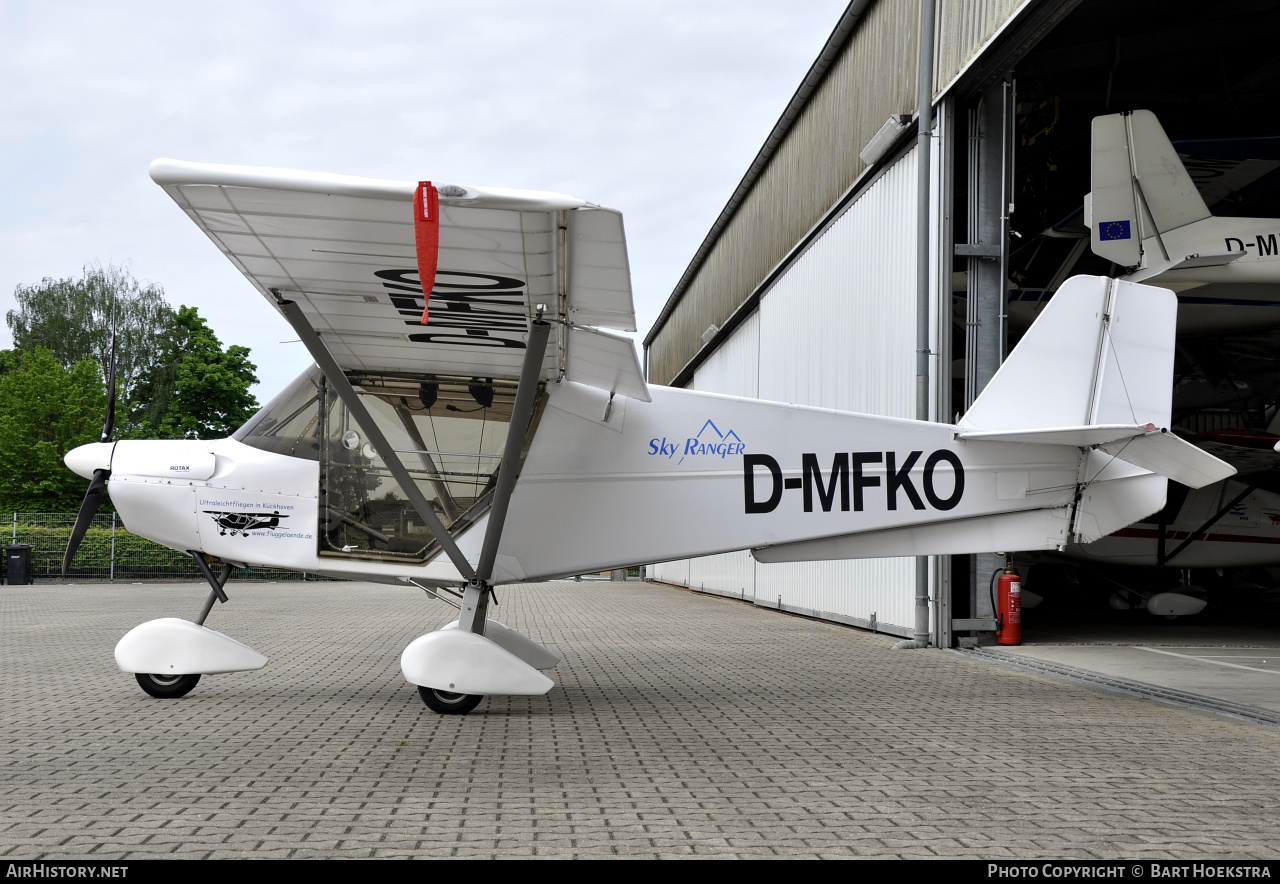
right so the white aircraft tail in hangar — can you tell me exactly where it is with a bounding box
[1089,109,1280,310]
[62,159,1233,714]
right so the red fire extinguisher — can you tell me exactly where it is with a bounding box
[996,557,1022,646]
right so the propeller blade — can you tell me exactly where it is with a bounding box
[101,331,117,443]
[62,468,109,577]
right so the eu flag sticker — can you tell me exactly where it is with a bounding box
[1099,219,1132,241]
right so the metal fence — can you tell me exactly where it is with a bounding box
[5,513,333,583]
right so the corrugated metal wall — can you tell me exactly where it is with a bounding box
[646,0,921,386]
[676,312,761,601]
[756,151,917,418]
[646,0,1033,388]
[687,552,758,601]
[754,147,918,631]
[651,557,690,588]
[692,311,759,401]
[934,0,1032,94]
[653,152,920,634]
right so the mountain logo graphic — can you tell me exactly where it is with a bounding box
[647,420,746,465]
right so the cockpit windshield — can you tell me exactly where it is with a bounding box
[232,367,323,461]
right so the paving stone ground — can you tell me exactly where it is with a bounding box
[2,580,1279,859]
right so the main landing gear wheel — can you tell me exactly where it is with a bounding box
[418,685,482,715]
[135,672,201,698]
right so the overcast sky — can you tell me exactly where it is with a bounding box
[0,0,848,399]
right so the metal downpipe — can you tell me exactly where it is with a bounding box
[897,0,937,651]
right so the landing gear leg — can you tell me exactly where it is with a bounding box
[193,559,234,625]
[415,579,489,714]
[132,555,233,698]
[407,316,552,715]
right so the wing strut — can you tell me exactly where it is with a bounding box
[271,292,477,582]
[1158,477,1263,567]
[458,316,552,635]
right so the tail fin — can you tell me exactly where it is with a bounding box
[958,274,1232,490]
[961,275,1174,433]
[1089,110,1211,267]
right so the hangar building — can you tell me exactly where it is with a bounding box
[644,0,1280,646]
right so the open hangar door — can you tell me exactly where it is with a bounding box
[949,0,1280,637]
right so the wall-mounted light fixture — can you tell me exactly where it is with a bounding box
[859,114,911,166]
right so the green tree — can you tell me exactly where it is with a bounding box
[6,263,173,405]
[8,265,260,445]
[140,306,259,440]
[0,348,114,512]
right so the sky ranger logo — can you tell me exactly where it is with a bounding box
[744,451,965,514]
[649,420,745,465]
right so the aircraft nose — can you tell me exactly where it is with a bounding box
[65,442,114,479]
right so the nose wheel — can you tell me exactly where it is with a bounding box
[135,672,201,698]
[124,557,241,699]
[418,685,482,715]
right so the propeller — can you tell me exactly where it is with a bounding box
[63,330,117,577]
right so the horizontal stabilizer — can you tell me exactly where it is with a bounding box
[752,508,1071,563]
[958,423,1234,488]
[957,424,1150,447]
[1167,250,1246,270]
[1097,430,1235,489]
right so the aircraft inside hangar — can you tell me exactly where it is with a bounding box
[644,0,1280,644]
[962,0,1280,624]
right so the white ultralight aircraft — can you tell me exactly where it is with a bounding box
[62,159,1235,714]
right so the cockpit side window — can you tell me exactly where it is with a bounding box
[232,367,323,461]
[235,365,544,564]
[317,371,542,564]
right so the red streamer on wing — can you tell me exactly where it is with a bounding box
[413,181,440,324]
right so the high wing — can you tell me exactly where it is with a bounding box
[149,158,648,401]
